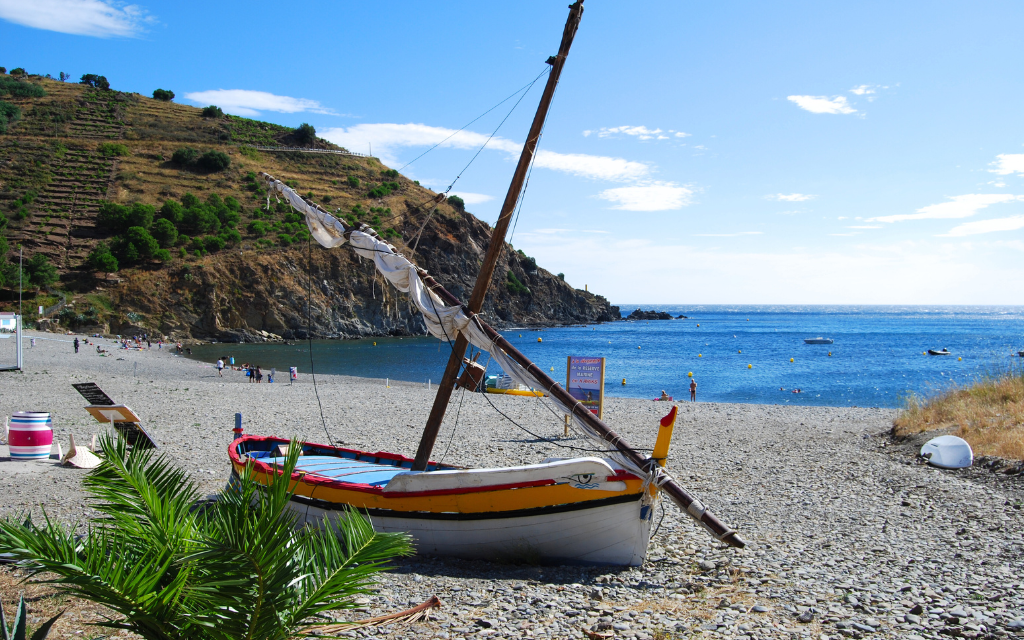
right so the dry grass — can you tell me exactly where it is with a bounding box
[893,368,1024,460]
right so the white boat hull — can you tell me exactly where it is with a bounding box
[288,494,654,566]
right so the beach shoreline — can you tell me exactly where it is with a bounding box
[1,329,1022,639]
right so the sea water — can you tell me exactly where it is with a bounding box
[188,305,1024,409]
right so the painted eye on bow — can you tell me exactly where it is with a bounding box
[568,474,595,484]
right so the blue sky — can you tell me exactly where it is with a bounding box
[3,0,1024,304]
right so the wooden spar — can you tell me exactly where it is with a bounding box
[412,1,586,472]
[415,272,746,549]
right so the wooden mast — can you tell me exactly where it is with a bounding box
[412,1,585,472]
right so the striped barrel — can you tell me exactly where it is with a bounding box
[8,412,53,461]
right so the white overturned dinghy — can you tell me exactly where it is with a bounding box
[920,435,973,469]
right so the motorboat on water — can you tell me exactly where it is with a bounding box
[928,348,952,356]
[803,337,834,344]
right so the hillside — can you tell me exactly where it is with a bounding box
[0,73,618,340]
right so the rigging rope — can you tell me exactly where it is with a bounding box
[397,67,550,173]
[306,235,335,448]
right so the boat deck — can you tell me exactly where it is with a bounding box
[256,455,408,487]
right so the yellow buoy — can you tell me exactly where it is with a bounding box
[698,353,702,357]
[738,349,742,354]
[828,352,832,357]
[373,342,376,346]
[622,378,626,385]
[790,358,794,362]
[747,364,752,369]
[538,337,542,343]
[550,367,554,371]
[922,351,926,355]
[519,334,522,337]
[958,356,962,361]
[687,371,693,377]
[637,346,641,349]
[696,324,700,327]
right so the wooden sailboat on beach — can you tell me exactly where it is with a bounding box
[229,1,744,565]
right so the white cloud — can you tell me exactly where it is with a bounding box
[849,85,875,96]
[597,182,692,211]
[847,225,882,229]
[766,193,815,202]
[787,95,857,115]
[693,231,763,237]
[448,191,493,205]
[870,194,1022,223]
[0,0,152,37]
[183,89,335,118]
[594,125,662,140]
[674,132,690,138]
[941,215,1024,237]
[320,123,649,181]
[534,150,649,182]
[990,154,1024,176]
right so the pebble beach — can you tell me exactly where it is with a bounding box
[1,331,1022,639]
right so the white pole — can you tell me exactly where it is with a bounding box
[386,377,389,388]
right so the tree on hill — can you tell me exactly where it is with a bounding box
[202,105,224,118]
[447,194,465,212]
[79,74,110,90]
[9,68,25,76]
[86,242,119,273]
[153,88,175,102]
[23,253,58,288]
[295,122,316,147]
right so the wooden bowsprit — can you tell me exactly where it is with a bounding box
[72,382,158,449]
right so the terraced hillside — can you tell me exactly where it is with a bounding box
[0,74,617,340]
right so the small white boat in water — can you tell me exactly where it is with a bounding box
[804,337,834,344]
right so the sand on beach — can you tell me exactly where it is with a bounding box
[1,330,1022,639]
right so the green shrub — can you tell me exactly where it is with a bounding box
[0,76,45,98]
[516,249,537,272]
[321,195,332,204]
[172,147,199,165]
[295,122,316,146]
[367,181,399,199]
[152,88,175,101]
[159,200,184,224]
[97,202,154,233]
[202,105,224,119]
[0,99,21,134]
[150,218,178,248]
[277,233,294,246]
[247,220,269,237]
[24,253,58,288]
[557,272,565,280]
[196,150,230,172]
[224,196,241,211]
[79,73,109,90]
[382,227,401,240]
[506,270,530,295]
[382,169,399,178]
[97,142,130,157]
[153,248,172,262]
[202,235,226,252]
[447,194,465,212]
[9,67,25,76]
[219,228,241,245]
[115,226,160,264]
[347,175,359,188]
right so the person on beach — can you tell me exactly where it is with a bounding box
[659,390,671,401]
[256,366,263,383]
[689,378,697,402]
[216,358,224,377]
[74,337,79,353]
